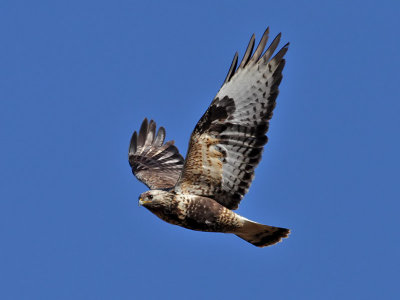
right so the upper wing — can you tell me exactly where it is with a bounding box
[174,28,288,210]
[129,118,184,190]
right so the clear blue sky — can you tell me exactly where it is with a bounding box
[1,0,399,299]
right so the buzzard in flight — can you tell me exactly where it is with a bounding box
[129,28,290,247]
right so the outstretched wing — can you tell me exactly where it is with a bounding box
[129,118,184,190]
[174,28,288,210]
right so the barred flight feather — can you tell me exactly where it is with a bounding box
[175,29,289,210]
[129,118,184,190]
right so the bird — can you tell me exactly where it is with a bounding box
[128,27,290,247]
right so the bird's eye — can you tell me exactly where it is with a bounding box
[148,195,153,200]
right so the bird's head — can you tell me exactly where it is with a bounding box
[138,190,172,208]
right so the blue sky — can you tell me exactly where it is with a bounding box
[1,0,399,299]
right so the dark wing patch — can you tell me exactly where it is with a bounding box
[174,28,288,210]
[129,118,184,190]
[194,96,236,135]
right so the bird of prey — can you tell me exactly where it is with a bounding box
[128,28,290,247]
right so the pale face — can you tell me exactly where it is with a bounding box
[138,190,172,208]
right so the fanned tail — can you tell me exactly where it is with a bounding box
[236,220,290,247]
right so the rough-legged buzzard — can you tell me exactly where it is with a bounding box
[129,28,290,247]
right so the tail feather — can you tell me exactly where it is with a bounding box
[236,220,290,247]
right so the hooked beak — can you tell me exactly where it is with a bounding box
[138,198,151,206]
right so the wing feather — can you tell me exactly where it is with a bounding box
[250,27,269,64]
[238,34,255,69]
[223,52,239,84]
[262,33,282,63]
[174,29,288,210]
[129,118,184,190]
[153,127,165,147]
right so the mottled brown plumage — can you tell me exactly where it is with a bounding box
[129,28,290,247]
